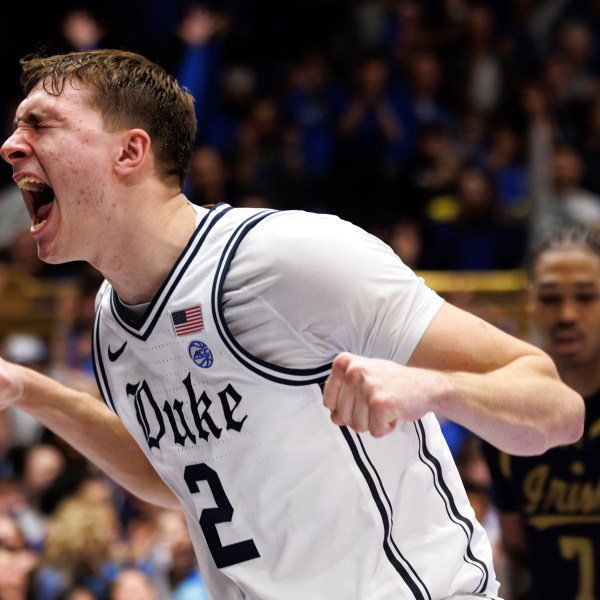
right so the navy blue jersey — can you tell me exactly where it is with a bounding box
[484,391,600,600]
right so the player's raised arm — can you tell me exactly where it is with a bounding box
[0,357,180,509]
[323,302,585,456]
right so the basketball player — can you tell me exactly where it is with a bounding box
[0,50,584,599]
[483,225,600,600]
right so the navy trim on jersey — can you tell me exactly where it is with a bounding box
[92,289,118,416]
[109,203,232,340]
[414,420,489,592]
[212,210,333,386]
[340,426,431,600]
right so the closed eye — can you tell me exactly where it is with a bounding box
[537,294,561,305]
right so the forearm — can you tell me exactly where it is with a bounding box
[407,303,585,455]
[434,354,584,455]
[324,306,585,453]
[15,365,180,509]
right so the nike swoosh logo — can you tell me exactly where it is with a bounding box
[108,341,128,362]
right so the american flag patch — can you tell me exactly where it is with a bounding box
[170,306,204,336]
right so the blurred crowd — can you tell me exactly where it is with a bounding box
[3,0,600,271]
[2,0,600,598]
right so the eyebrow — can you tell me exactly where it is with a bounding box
[13,110,43,129]
[537,281,598,290]
[13,100,63,129]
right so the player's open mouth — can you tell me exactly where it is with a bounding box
[15,175,55,230]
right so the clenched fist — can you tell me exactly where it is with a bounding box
[322,352,447,437]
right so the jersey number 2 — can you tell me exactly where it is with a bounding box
[184,463,260,568]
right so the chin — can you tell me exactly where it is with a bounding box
[37,245,70,266]
[555,354,585,369]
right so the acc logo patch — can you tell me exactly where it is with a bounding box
[188,340,214,369]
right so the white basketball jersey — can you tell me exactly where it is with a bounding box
[93,204,499,599]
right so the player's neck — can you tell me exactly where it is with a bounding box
[97,194,197,305]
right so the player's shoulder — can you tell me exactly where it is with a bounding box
[228,207,409,296]
[247,208,394,259]
[258,208,362,235]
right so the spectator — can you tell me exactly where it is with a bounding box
[281,50,341,212]
[50,266,104,397]
[445,3,507,118]
[186,146,234,207]
[405,49,452,132]
[0,333,48,459]
[383,0,439,73]
[7,228,85,282]
[155,510,208,600]
[384,216,424,270]
[0,512,38,600]
[393,122,462,222]
[54,8,112,53]
[59,588,97,600]
[31,497,122,600]
[333,49,413,226]
[108,568,160,600]
[530,140,600,242]
[20,444,67,511]
[16,442,67,551]
[553,19,599,106]
[172,3,230,148]
[577,93,600,195]
[480,123,528,220]
[232,95,299,208]
[421,166,528,270]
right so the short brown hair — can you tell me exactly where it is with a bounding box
[19,49,197,186]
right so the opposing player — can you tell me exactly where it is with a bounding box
[483,224,600,600]
[0,50,584,599]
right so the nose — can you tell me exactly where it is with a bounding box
[559,297,580,323]
[0,131,30,166]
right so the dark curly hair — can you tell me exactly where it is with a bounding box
[526,221,600,277]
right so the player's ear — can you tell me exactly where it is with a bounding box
[114,129,151,175]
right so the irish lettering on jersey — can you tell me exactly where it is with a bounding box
[484,396,600,600]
